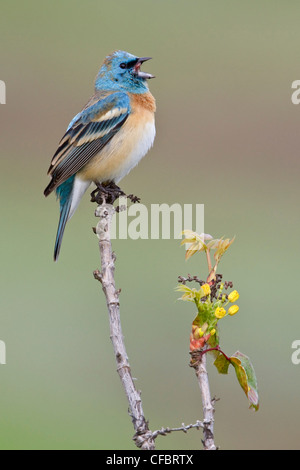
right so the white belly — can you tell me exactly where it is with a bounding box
[114,119,156,183]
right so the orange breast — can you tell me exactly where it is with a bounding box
[78,91,156,183]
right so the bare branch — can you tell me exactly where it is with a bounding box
[94,202,155,450]
[190,348,217,450]
[152,420,203,439]
[93,201,216,450]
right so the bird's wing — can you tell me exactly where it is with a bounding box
[44,91,130,195]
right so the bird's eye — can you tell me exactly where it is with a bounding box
[120,63,126,69]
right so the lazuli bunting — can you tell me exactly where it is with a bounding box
[44,50,156,261]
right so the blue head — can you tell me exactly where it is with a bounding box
[95,50,154,94]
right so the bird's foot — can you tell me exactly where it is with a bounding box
[91,181,141,206]
[90,181,125,205]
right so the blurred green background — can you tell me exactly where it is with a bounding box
[1,0,300,450]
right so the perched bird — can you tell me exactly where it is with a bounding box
[44,50,156,261]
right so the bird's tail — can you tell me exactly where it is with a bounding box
[54,200,72,261]
[53,175,90,261]
[53,176,75,261]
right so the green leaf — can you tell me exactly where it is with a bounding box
[230,351,259,411]
[213,350,259,411]
[213,352,230,374]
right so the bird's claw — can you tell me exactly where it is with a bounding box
[91,181,141,206]
[90,181,125,205]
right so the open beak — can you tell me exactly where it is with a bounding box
[133,57,155,79]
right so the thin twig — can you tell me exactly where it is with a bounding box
[152,421,203,439]
[93,202,155,450]
[190,347,217,450]
[205,249,212,273]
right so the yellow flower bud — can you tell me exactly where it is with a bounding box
[201,283,211,297]
[215,307,226,319]
[194,327,204,339]
[210,328,216,336]
[228,290,239,303]
[228,305,239,316]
